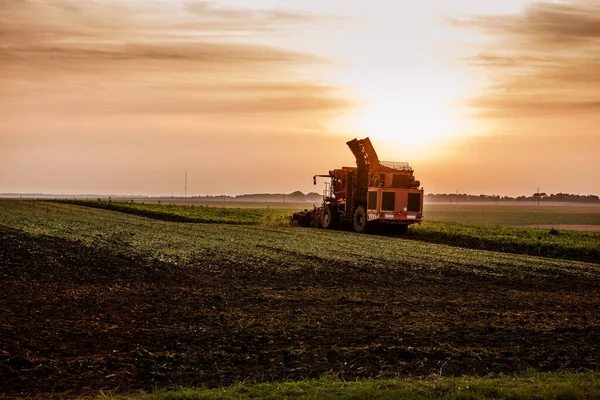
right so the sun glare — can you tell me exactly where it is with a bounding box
[357,98,459,160]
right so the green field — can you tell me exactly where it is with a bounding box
[410,221,600,263]
[423,203,600,226]
[57,199,292,226]
[63,199,600,226]
[116,200,600,227]
[1,200,599,398]
[116,371,600,399]
[56,200,600,263]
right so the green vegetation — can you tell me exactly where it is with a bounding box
[423,204,600,226]
[54,200,600,263]
[2,200,597,291]
[410,220,600,264]
[103,372,600,399]
[56,199,291,226]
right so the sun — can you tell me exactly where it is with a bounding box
[357,97,459,160]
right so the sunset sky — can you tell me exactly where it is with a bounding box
[1,0,599,196]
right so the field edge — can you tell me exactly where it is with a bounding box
[101,371,600,399]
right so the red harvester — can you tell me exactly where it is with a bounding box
[293,137,424,233]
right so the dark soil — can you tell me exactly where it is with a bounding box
[1,226,599,398]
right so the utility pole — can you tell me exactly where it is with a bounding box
[537,187,540,206]
[185,170,188,198]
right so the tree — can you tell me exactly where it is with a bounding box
[287,191,307,201]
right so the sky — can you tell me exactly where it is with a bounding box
[1,0,599,196]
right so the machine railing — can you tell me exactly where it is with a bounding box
[380,161,412,171]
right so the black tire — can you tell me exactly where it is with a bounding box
[321,204,339,229]
[353,206,368,233]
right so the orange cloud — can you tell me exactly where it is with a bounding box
[0,0,345,119]
[0,1,351,195]
[450,1,600,47]
[452,0,600,119]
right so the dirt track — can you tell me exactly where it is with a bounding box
[1,225,600,397]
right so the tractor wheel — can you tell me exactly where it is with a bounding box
[353,206,368,233]
[321,204,339,229]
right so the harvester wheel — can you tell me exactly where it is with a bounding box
[353,206,368,233]
[321,204,339,229]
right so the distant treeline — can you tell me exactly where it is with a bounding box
[3,191,599,204]
[194,191,600,204]
[192,191,323,203]
[426,193,600,203]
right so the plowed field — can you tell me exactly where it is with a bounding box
[1,201,599,397]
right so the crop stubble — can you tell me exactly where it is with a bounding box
[0,201,599,396]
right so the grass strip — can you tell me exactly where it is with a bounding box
[55,200,291,226]
[410,221,600,264]
[100,371,600,399]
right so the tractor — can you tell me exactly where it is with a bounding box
[293,137,424,233]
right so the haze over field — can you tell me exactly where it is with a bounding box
[1,0,599,196]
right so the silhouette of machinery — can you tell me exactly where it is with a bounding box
[293,137,423,233]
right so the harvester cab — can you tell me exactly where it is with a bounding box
[293,137,424,233]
